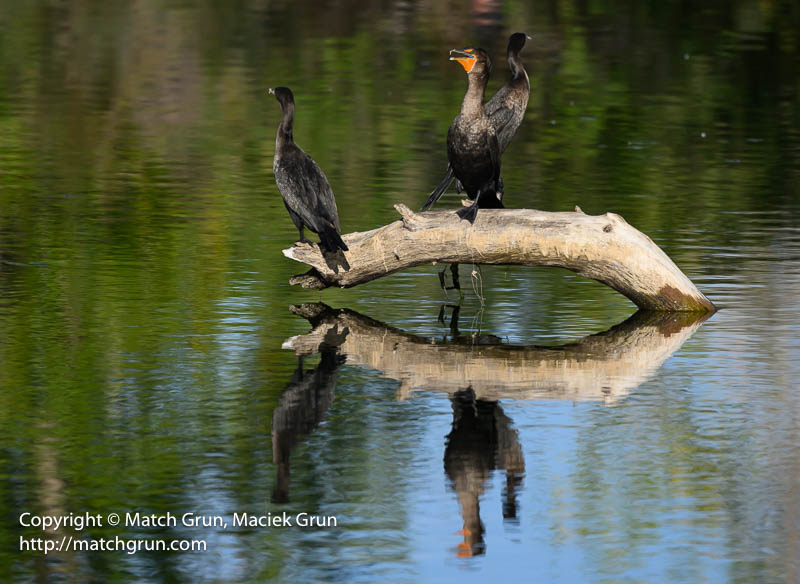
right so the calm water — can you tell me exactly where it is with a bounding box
[2,1,799,583]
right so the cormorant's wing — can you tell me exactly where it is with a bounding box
[275,154,338,236]
[485,78,529,153]
[299,154,342,232]
[484,85,510,117]
[487,105,517,153]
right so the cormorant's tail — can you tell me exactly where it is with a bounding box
[319,225,349,253]
[421,167,455,211]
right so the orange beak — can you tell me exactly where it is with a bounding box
[449,48,477,73]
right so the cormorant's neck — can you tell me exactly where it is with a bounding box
[276,102,295,148]
[508,49,525,80]
[461,72,488,118]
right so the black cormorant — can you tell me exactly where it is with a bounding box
[270,86,348,253]
[444,47,502,223]
[422,33,531,212]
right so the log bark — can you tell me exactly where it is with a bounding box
[283,303,712,405]
[283,205,716,312]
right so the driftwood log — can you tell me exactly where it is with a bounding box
[283,303,711,405]
[284,205,716,312]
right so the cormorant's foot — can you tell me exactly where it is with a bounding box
[456,204,479,223]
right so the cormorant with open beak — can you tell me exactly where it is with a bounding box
[422,33,531,213]
[443,47,502,223]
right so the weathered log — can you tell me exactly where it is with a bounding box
[283,205,716,312]
[282,303,712,405]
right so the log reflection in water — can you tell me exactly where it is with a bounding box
[283,303,711,404]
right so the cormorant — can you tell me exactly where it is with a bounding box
[444,47,502,223]
[270,86,348,253]
[485,33,531,154]
[422,33,531,212]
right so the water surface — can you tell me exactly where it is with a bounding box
[1,1,799,583]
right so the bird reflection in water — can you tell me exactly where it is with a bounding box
[271,325,348,503]
[445,387,524,557]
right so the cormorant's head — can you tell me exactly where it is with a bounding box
[269,86,295,108]
[449,47,491,76]
[508,32,531,55]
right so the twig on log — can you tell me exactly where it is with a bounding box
[283,205,716,312]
